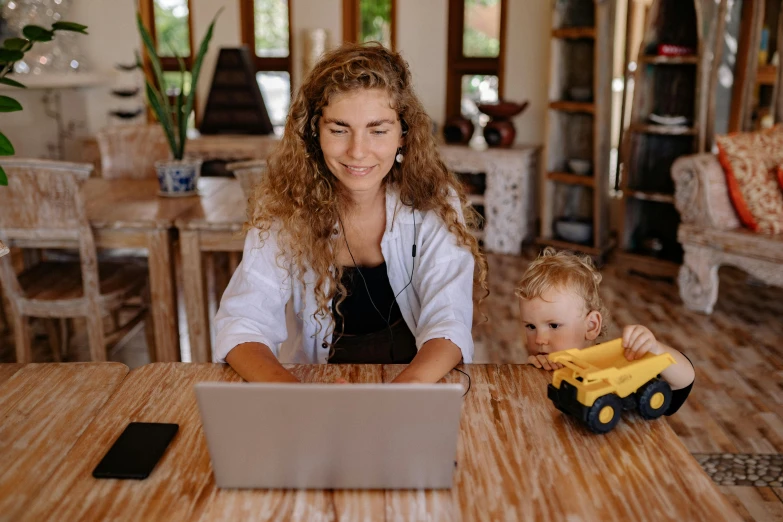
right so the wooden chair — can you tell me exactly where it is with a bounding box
[95,124,170,179]
[0,159,152,362]
[227,159,266,200]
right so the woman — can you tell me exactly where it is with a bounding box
[215,42,487,383]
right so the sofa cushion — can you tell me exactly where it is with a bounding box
[716,126,783,234]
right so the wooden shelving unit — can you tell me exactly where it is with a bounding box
[730,0,783,131]
[538,0,616,260]
[615,0,705,278]
[757,64,778,86]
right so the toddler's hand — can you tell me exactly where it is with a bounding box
[333,377,349,384]
[527,354,562,371]
[622,325,662,360]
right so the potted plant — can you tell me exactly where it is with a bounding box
[0,21,88,257]
[136,10,221,197]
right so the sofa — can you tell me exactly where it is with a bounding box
[671,127,783,314]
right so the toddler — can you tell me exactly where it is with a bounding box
[515,247,695,415]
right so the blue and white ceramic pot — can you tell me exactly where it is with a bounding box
[155,159,202,197]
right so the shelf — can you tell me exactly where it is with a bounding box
[757,65,777,86]
[549,101,595,114]
[537,236,615,257]
[546,171,594,187]
[0,72,108,90]
[639,55,699,65]
[467,194,485,206]
[625,190,675,204]
[538,236,597,253]
[551,27,596,39]
[614,251,680,278]
[628,123,697,136]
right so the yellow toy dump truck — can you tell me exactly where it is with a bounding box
[547,338,676,434]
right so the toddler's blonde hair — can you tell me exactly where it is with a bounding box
[515,247,609,337]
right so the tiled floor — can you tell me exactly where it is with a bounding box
[2,248,783,520]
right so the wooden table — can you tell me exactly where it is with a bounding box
[22,363,739,521]
[175,180,246,363]
[83,177,235,362]
[0,363,128,521]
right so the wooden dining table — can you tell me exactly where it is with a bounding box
[18,363,739,521]
[175,180,246,363]
[0,362,128,521]
[82,177,236,362]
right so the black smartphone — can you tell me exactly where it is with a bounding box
[92,422,179,480]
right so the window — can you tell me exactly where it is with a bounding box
[240,0,293,129]
[343,0,396,50]
[446,0,507,121]
[139,0,196,124]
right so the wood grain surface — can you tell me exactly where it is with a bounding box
[20,363,738,521]
[0,363,128,521]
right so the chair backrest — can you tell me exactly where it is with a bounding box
[0,159,99,303]
[96,124,170,179]
[227,159,267,199]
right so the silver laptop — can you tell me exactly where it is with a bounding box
[195,382,464,489]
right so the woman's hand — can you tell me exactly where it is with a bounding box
[622,325,663,361]
[391,338,463,383]
[527,354,562,371]
[225,343,300,382]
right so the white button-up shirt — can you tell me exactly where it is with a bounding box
[214,188,475,364]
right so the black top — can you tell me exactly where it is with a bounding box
[665,353,695,416]
[332,262,403,336]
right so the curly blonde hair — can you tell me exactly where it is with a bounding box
[247,42,488,338]
[514,247,608,337]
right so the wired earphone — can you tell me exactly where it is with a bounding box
[337,206,471,397]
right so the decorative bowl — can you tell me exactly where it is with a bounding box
[555,218,593,244]
[476,100,529,120]
[648,113,689,126]
[567,159,592,175]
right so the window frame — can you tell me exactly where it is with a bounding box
[445,0,508,121]
[342,0,397,50]
[239,0,294,78]
[139,0,196,71]
[139,0,197,124]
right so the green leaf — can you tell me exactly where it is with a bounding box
[145,80,179,158]
[0,131,15,155]
[171,50,187,158]
[22,25,54,42]
[181,8,223,156]
[176,78,185,159]
[51,22,88,34]
[2,38,29,50]
[0,165,7,186]
[136,12,172,137]
[0,49,24,62]
[0,96,23,113]
[0,77,26,89]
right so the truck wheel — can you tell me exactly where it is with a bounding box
[586,394,623,434]
[636,379,672,420]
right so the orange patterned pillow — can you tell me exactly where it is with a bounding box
[716,126,783,234]
[778,164,783,193]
